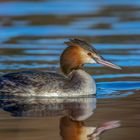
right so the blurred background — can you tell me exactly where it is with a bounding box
[0,0,140,140]
[0,0,140,73]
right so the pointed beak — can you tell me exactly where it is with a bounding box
[95,57,121,70]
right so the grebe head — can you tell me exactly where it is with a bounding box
[60,38,121,75]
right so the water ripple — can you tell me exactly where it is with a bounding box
[0,1,99,16]
[97,81,140,98]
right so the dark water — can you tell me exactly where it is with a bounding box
[0,0,140,140]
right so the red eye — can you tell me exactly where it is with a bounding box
[87,52,92,56]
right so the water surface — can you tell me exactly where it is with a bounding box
[0,0,140,140]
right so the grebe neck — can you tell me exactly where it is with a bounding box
[68,69,93,83]
[60,46,83,75]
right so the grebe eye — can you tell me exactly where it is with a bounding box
[87,52,92,56]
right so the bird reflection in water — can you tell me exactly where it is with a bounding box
[60,116,120,140]
[0,96,120,140]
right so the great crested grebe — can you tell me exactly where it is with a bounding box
[0,39,121,97]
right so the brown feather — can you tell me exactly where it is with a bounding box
[60,46,84,75]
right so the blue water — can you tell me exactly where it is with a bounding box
[0,0,140,140]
